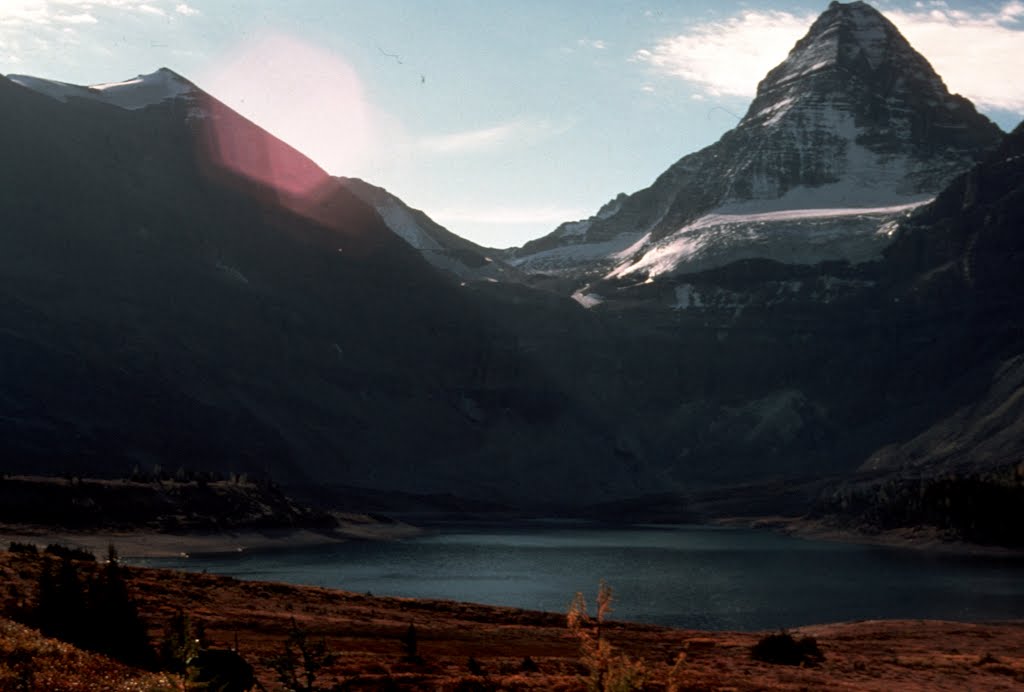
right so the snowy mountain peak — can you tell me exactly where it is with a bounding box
[747,1,944,127]
[7,67,198,111]
[510,1,1002,285]
[89,67,196,109]
[726,0,993,210]
[762,1,905,86]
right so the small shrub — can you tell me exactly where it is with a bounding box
[159,610,206,673]
[189,648,255,692]
[751,630,824,667]
[7,542,37,554]
[267,618,336,692]
[666,651,688,692]
[519,655,539,673]
[567,581,646,692]
[400,622,424,664]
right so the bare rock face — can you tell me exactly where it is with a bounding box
[721,0,998,206]
[510,1,1002,281]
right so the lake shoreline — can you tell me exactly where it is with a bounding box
[4,512,1023,561]
[712,515,1024,559]
[2,550,1022,690]
[0,513,424,559]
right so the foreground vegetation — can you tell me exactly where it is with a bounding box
[1,548,1022,690]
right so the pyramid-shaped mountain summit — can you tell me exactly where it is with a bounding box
[511,1,1003,280]
[738,0,998,202]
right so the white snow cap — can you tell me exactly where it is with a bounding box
[7,68,196,111]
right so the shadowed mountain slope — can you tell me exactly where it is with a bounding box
[0,70,646,509]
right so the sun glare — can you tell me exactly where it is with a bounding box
[198,34,374,186]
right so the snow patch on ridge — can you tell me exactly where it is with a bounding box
[557,220,594,238]
[6,75,93,104]
[8,69,196,111]
[373,199,442,251]
[571,291,605,309]
[508,231,646,275]
[91,69,194,110]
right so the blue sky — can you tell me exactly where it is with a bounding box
[2,1,1022,248]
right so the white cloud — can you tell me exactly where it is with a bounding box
[887,5,1024,111]
[0,1,50,26]
[418,119,568,155]
[636,3,1024,113]
[1000,1,1024,22]
[55,12,98,24]
[1,1,201,72]
[1,0,186,26]
[635,10,811,98]
[577,38,607,50]
[419,122,525,155]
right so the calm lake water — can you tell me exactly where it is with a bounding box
[135,523,1024,631]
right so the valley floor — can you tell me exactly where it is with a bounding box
[1,552,1023,690]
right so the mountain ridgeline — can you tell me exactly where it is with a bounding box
[1,2,1022,536]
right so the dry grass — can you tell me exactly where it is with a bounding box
[0,617,180,691]
[1,551,1023,690]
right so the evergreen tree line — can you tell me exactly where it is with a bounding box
[28,545,155,668]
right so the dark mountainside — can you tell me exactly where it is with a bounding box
[809,122,1024,543]
[1,2,1022,542]
[0,70,643,509]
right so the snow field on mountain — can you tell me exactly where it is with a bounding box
[8,69,194,111]
[91,70,194,110]
[607,202,924,280]
[373,198,443,251]
[507,231,647,273]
